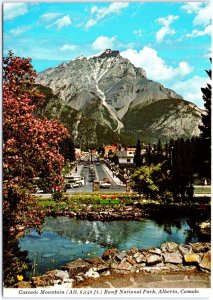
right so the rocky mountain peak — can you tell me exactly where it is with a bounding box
[36,50,203,143]
[97,49,120,59]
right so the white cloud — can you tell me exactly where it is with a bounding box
[10,25,31,36]
[40,12,62,22]
[60,44,77,51]
[92,36,117,51]
[182,2,211,41]
[3,3,28,20]
[181,2,203,14]
[85,19,97,28]
[171,76,209,107]
[186,24,212,38]
[47,15,72,30]
[157,15,179,27]
[193,3,212,26]
[156,15,179,43]
[156,27,175,43]
[121,47,193,81]
[133,29,143,37]
[91,6,98,14]
[121,47,209,107]
[182,2,211,26]
[85,2,129,28]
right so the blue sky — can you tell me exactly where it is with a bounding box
[3,1,212,107]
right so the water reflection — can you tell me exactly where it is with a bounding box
[19,216,210,277]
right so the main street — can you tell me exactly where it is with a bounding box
[34,160,126,198]
[66,161,126,193]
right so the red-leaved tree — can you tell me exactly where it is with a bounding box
[3,51,69,285]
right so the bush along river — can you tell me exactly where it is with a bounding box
[19,215,210,278]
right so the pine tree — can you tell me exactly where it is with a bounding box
[157,139,162,155]
[165,142,169,159]
[134,139,143,167]
[146,143,152,165]
[155,139,164,163]
[198,59,211,180]
[171,138,193,202]
[199,59,211,141]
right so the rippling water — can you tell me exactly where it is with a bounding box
[19,216,209,276]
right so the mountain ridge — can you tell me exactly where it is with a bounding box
[36,49,203,144]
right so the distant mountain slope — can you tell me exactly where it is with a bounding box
[36,85,120,147]
[36,49,203,145]
[123,98,202,143]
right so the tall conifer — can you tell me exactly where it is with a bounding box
[134,139,143,167]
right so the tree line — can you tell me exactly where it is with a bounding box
[132,60,211,202]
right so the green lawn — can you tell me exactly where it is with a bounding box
[194,186,211,194]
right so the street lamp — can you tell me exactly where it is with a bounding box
[124,169,131,192]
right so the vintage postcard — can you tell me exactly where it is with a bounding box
[2,0,211,299]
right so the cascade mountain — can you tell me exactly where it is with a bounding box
[36,49,203,146]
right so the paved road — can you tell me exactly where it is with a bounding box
[34,162,126,197]
[65,162,126,193]
[95,164,125,192]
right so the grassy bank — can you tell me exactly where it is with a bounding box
[37,193,211,220]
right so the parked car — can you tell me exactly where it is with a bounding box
[64,181,80,189]
[64,176,85,189]
[100,181,111,188]
[88,175,96,182]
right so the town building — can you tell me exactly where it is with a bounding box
[116,147,136,165]
[104,145,118,157]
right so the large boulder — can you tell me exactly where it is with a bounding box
[184,254,201,264]
[117,259,132,271]
[178,244,193,255]
[85,268,100,279]
[164,252,183,264]
[134,253,147,263]
[199,251,211,271]
[148,248,162,255]
[62,258,91,277]
[84,257,109,272]
[115,252,127,261]
[102,248,119,260]
[146,254,162,265]
[161,242,179,253]
[190,242,211,253]
[31,275,54,287]
[126,247,139,256]
[51,269,70,281]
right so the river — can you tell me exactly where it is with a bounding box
[19,216,210,277]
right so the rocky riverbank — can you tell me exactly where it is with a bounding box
[15,242,211,289]
[12,201,210,239]
[51,205,148,221]
[45,201,210,222]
